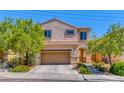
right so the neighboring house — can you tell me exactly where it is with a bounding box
[119,55,124,61]
[0,50,16,62]
[40,18,91,64]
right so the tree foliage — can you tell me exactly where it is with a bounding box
[0,18,44,64]
[87,24,124,65]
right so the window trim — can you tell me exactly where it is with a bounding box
[65,29,75,36]
[80,32,87,40]
[44,30,52,40]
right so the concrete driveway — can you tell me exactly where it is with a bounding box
[25,65,83,81]
[1,65,124,81]
[0,65,83,81]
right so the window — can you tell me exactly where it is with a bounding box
[65,30,75,35]
[44,30,52,39]
[80,32,87,40]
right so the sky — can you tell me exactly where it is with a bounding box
[0,10,124,37]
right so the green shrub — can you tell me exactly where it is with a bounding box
[110,61,124,76]
[0,63,3,68]
[28,53,36,66]
[79,64,92,74]
[7,57,24,68]
[74,62,82,69]
[10,65,30,72]
[92,61,105,68]
[12,58,22,67]
[92,61,107,72]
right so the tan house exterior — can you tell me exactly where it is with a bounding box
[40,18,91,64]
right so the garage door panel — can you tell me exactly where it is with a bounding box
[41,51,70,64]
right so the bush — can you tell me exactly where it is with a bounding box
[12,58,22,67]
[28,53,36,66]
[110,61,124,76]
[0,63,4,68]
[79,64,92,74]
[73,62,82,69]
[10,65,30,72]
[103,64,110,72]
[92,61,108,72]
[92,61,105,67]
[5,57,23,69]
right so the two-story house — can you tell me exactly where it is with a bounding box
[40,18,91,64]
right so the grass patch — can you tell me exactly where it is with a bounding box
[79,64,92,74]
[10,65,30,72]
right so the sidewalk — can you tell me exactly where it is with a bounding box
[83,74,124,81]
[0,72,124,81]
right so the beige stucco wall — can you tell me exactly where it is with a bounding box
[42,20,78,41]
[41,19,91,64]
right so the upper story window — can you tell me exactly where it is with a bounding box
[80,32,87,40]
[44,30,52,39]
[65,30,75,35]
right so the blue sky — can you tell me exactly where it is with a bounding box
[0,10,124,37]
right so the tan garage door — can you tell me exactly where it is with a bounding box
[41,51,70,64]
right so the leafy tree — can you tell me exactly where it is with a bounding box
[87,24,124,65]
[0,18,44,65]
[87,33,102,61]
[0,18,13,50]
[87,38,100,54]
[102,24,124,65]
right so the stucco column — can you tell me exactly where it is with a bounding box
[70,48,78,64]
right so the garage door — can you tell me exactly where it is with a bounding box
[41,51,70,64]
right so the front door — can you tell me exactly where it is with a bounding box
[79,48,86,62]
